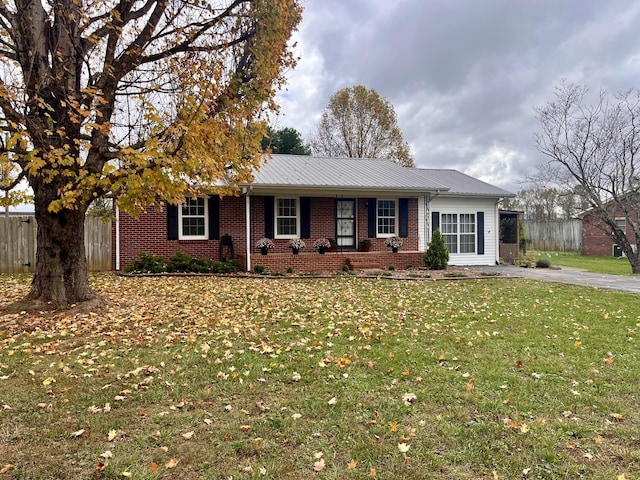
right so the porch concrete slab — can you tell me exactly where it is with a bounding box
[474,265,640,294]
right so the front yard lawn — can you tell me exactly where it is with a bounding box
[1,273,639,479]
[533,250,637,275]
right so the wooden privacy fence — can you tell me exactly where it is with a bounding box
[0,216,112,274]
[524,219,582,252]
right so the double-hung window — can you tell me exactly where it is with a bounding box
[440,213,476,254]
[377,199,396,236]
[276,198,298,238]
[179,197,208,240]
[441,213,458,253]
[459,214,476,253]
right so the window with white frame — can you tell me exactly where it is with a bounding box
[440,213,476,254]
[276,198,298,237]
[377,199,396,236]
[615,217,626,233]
[179,197,208,240]
[459,214,476,253]
[441,213,458,253]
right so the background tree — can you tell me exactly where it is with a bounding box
[534,82,640,272]
[261,126,311,155]
[310,85,414,167]
[0,0,302,307]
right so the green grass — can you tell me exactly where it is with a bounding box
[1,273,640,479]
[533,250,636,275]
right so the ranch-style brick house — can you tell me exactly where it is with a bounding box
[581,197,639,257]
[114,155,514,272]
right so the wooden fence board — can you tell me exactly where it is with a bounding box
[524,219,582,252]
[0,216,112,273]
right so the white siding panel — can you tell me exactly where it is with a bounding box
[429,197,499,266]
[418,195,426,251]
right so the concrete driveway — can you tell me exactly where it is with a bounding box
[475,264,640,294]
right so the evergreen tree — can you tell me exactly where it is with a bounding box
[424,229,449,270]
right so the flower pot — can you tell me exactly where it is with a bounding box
[318,247,326,254]
[392,247,398,253]
[260,248,269,256]
[360,246,370,252]
[292,248,299,255]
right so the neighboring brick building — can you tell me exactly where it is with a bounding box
[581,200,639,257]
[114,155,514,272]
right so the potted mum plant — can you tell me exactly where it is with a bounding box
[256,238,275,255]
[359,239,372,252]
[288,238,306,254]
[384,236,403,253]
[313,237,331,254]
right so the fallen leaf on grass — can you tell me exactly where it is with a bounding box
[313,458,325,472]
[328,397,337,405]
[107,429,123,441]
[401,393,416,406]
[0,465,14,474]
[70,429,85,438]
[100,451,113,459]
[347,459,358,469]
[398,443,410,453]
[165,458,179,469]
[181,431,194,440]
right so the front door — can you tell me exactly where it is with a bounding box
[336,199,356,248]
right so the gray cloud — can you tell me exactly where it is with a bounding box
[275,0,640,192]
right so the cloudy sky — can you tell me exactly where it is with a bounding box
[274,0,640,192]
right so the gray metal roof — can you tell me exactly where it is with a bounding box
[244,154,513,197]
[414,169,515,197]
[249,154,448,192]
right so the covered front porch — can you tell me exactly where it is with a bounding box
[239,250,426,274]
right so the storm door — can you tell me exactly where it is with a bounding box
[336,199,356,247]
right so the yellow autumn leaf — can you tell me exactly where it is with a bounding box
[107,429,119,441]
[165,458,179,469]
[42,377,55,386]
[0,465,14,474]
[369,467,377,477]
[347,459,358,469]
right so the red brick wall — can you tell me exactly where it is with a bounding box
[582,206,638,256]
[116,195,421,270]
[242,251,426,274]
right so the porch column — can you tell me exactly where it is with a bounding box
[245,191,251,272]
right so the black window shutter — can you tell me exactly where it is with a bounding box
[399,198,409,237]
[167,204,178,240]
[300,197,311,238]
[264,196,274,238]
[367,198,377,238]
[477,212,485,255]
[431,211,440,233]
[208,197,220,240]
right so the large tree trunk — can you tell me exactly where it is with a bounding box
[630,256,640,275]
[26,192,94,307]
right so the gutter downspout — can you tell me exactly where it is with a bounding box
[115,204,120,271]
[244,187,251,272]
